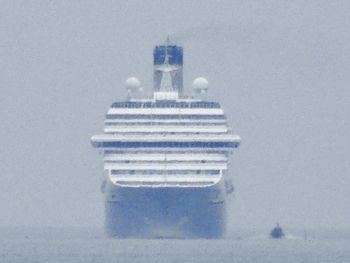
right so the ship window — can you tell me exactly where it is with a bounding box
[104,122,224,126]
[94,141,238,148]
[106,114,225,120]
[111,170,220,175]
[111,101,221,109]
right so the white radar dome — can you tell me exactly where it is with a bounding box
[192,77,209,93]
[125,77,141,91]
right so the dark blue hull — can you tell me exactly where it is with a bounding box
[105,182,227,239]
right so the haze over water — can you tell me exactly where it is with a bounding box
[0,0,349,261]
[1,227,350,263]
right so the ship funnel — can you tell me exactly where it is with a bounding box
[153,39,183,96]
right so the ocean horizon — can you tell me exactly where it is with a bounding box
[1,226,349,263]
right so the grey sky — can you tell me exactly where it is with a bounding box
[0,0,349,229]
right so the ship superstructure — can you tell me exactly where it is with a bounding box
[91,40,240,238]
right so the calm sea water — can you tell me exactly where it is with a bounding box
[0,227,349,263]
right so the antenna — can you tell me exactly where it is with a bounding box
[164,36,171,65]
[165,35,171,46]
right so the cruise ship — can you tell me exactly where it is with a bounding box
[91,40,241,238]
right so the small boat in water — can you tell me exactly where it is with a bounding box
[270,223,285,239]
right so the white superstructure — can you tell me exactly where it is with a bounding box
[91,98,240,188]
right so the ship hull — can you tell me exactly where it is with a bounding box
[104,182,227,239]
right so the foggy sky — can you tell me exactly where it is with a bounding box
[0,0,349,229]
